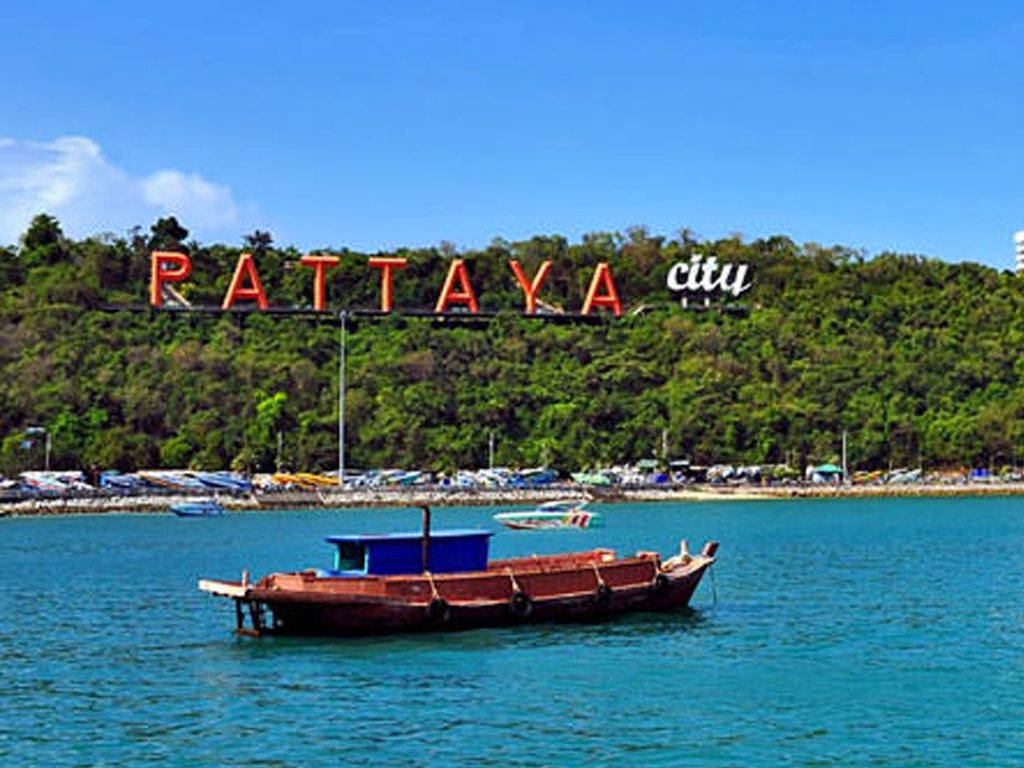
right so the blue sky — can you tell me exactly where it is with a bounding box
[1,1,1022,267]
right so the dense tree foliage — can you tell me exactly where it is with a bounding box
[1,215,1021,476]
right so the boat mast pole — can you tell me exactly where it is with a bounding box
[338,310,347,488]
[421,505,431,572]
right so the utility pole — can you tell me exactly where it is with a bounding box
[338,311,347,488]
[842,430,848,484]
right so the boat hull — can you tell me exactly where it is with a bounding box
[201,546,717,637]
[264,568,706,635]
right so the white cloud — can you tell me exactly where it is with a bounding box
[141,170,238,228]
[0,136,240,245]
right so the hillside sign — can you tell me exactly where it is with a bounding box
[149,252,623,315]
[149,250,752,316]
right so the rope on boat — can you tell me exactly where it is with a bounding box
[591,562,606,588]
[505,568,522,594]
[425,570,441,600]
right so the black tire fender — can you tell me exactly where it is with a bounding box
[426,597,451,624]
[509,589,533,618]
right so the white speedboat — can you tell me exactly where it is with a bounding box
[494,499,602,530]
[170,500,226,517]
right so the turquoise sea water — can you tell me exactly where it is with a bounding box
[1,497,1022,767]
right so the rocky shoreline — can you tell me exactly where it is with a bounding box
[2,482,1024,518]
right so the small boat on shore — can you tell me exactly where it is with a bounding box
[494,498,602,530]
[198,507,717,636]
[170,500,225,517]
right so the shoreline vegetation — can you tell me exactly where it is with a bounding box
[6,217,1024,482]
[4,482,1024,518]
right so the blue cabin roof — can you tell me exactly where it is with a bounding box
[323,529,492,576]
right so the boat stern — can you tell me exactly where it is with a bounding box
[199,574,271,637]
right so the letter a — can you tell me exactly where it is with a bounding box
[581,262,622,316]
[509,260,552,314]
[434,259,479,313]
[149,251,192,307]
[222,253,269,310]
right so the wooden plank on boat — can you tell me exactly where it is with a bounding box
[198,579,248,598]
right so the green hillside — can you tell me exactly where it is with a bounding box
[2,214,1022,475]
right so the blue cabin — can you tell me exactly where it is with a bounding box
[323,529,493,576]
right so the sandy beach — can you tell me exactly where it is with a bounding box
[3,482,1024,517]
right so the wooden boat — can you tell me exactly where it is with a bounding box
[170,500,225,517]
[199,507,718,636]
[494,498,602,530]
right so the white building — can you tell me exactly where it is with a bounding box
[1015,231,1024,274]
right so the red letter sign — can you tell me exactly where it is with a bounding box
[149,251,192,307]
[368,257,408,312]
[509,260,552,314]
[434,259,479,313]
[299,254,340,311]
[222,253,269,310]
[581,262,622,316]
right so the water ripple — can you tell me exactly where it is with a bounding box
[2,498,1024,766]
